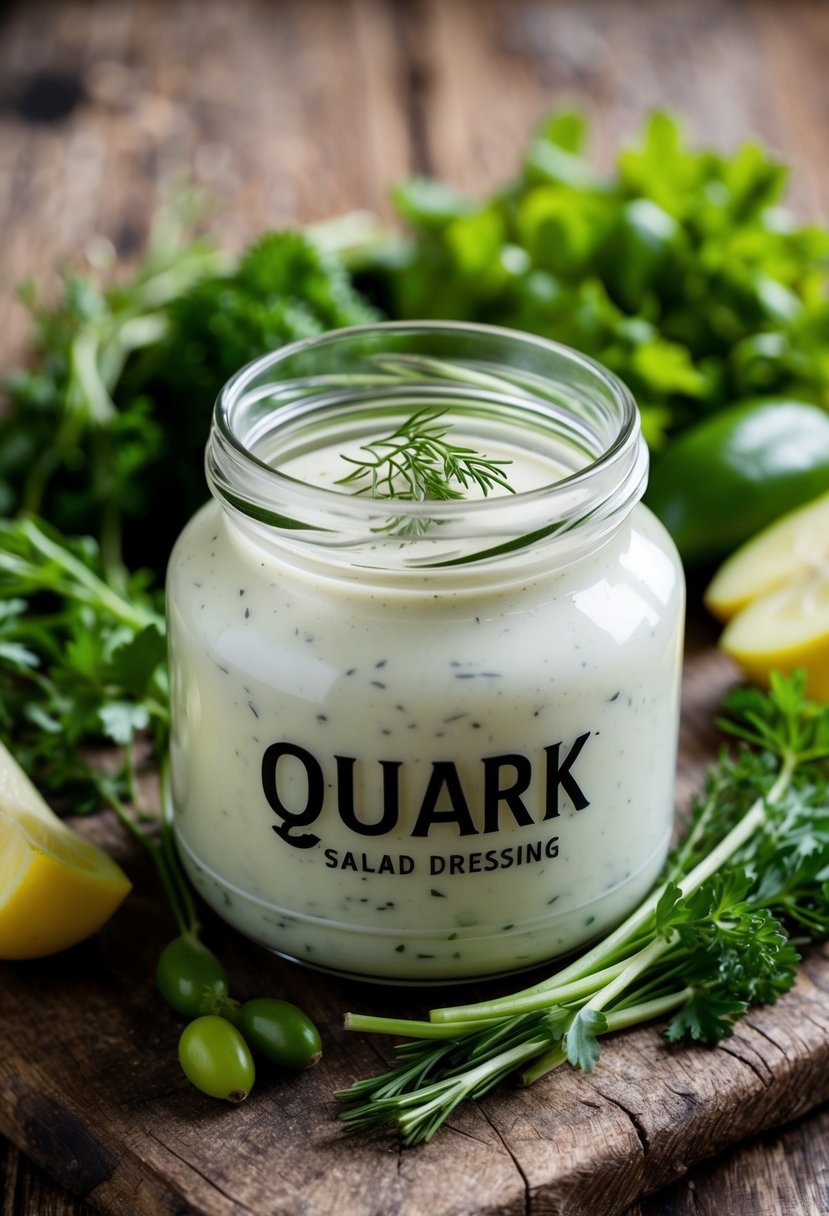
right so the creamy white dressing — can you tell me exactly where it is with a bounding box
[168,427,684,982]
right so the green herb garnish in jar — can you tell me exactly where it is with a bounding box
[336,406,514,535]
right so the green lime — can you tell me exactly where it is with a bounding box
[645,399,829,566]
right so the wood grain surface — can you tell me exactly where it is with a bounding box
[2,1,829,1213]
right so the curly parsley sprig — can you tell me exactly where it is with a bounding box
[338,671,829,1144]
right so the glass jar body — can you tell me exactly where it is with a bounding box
[168,496,683,982]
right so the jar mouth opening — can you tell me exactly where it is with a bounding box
[216,322,638,508]
[207,322,648,567]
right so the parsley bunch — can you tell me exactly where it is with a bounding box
[0,200,228,589]
[339,672,829,1144]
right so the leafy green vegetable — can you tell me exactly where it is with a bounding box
[127,231,380,567]
[338,672,829,1144]
[351,110,829,452]
[1,221,379,583]
[0,516,166,812]
[0,201,228,588]
[157,230,379,398]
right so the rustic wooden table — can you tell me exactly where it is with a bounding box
[2,1,829,1213]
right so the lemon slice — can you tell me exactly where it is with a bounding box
[705,489,829,622]
[0,740,132,959]
[720,572,829,702]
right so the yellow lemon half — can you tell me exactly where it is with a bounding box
[705,489,829,622]
[719,573,829,702]
[0,740,132,959]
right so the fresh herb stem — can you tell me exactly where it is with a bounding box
[432,756,796,1029]
[519,991,693,1086]
[342,1030,553,1146]
[100,753,197,940]
[604,989,695,1033]
[667,781,722,879]
[585,936,676,1015]
[670,758,795,892]
[160,761,200,936]
[345,1014,501,1039]
[2,518,157,632]
[428,960,631,1025]
[96,437,129,593]
[21,450,60,520]
[104,784,188,937]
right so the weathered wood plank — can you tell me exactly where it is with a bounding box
[0,0,413,367]
[404,0,829,217]
[7,1091,826,1216]
[634,1104,829,1215]
[0,1140,97,1216]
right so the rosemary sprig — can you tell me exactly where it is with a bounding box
[336,407,514,529]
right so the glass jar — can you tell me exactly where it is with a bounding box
[167,322,685,983]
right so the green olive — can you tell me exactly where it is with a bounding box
[178,1015,255,1101]
[156,934,229,1017]
[234,998,322,1070]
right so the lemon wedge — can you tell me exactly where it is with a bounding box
[719,574,829,702]
[0,740,132,959]
[704,489,829,702]
[705,489,829,622]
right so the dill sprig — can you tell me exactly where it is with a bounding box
[336,407,515,510]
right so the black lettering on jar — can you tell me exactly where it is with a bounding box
[411,761,478,837]
[544,733,591,817]
[336,756,403,836]
[262,742,324,848]
[482,753,533,832]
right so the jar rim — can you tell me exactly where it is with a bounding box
[207,321,648,568]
